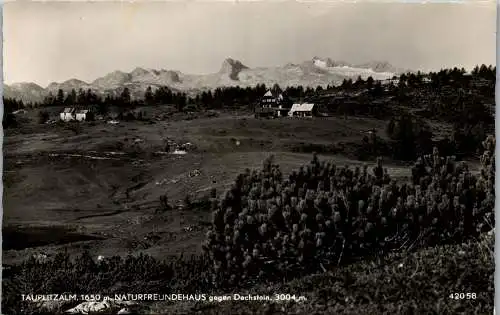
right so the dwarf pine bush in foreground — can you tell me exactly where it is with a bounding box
[203,135,495,287]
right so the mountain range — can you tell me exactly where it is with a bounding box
[4,57,405,103]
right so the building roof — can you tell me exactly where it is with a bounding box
[63,107,75,113]
[263,90,273,97]
[76,109,90,114]
[263,90,284,99]
[290,103,315,112]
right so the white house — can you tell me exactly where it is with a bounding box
[288,103,316,118]
[60,107,95,122]
[60,107,76,121]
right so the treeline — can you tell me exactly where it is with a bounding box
[338,64,496,91]
[4,83,322,115]
[4,64,495,112]
[351,113,487,161]
[357,114,492,162]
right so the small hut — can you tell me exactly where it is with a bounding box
[288,103,316,118]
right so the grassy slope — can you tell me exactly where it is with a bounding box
[1,114,407,264]
[148,233,493,315]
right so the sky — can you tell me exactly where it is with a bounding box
[3,1,496,87]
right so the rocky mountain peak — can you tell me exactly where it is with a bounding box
[219,58,249,80]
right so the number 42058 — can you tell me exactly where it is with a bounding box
[449,293,477,300]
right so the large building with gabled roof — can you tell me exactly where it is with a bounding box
[254,89,290,118]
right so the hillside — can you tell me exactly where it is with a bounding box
[152,232,494,315]
[4,57,399,103]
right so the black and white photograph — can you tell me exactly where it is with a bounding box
[2,1,496,314]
